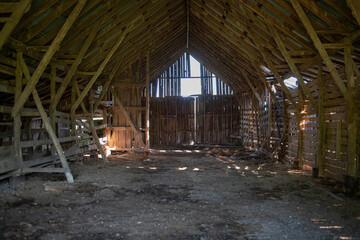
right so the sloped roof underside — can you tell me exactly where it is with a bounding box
[1,0,360,98]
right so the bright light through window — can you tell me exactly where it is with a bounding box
[190,56,200,76]
[181,78,201,96]
[284,77,298,89]
[181,56,201,96]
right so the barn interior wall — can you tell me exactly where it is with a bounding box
[284,72,360,186]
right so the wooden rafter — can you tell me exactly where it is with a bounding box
[290,0,347,97]
[251,34,301,114]
[268,24,318,112]
[70,26,130,114]
[49,20,102,115]
[346,0,360,26]
[11,0,87,118]
[0,0,31,51]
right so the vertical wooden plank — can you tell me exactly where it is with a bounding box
[316,59,325,177]
[145,52,150,152]
[103,108,107,147]
[175,97,178,144]
[166,97,169,145]
[50,64,56,155]
[336,122,342,159]
[345,43,358,179]
[297,90,304,169]
[71,78,76,136]
[14,51,23,168]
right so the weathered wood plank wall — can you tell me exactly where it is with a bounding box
[150,97,194,146]
[103,85,145,151]
[284,72,359,184]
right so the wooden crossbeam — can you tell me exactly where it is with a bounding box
[268,24,318,113]
[0,0,31,51]
[71,26,130,114]
[110,87,145,148]
[291,0,347,97]
[11,0,87,118]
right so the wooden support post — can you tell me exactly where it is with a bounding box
[32,89,74,183]
[296,90,304,170]
[267,90,272,148]
[14,52,23,168]
[71,26,130,115]
[71,78,76,136]
[291,0,347,97]
[0,0,31,51]
[268,24,318,113]
[50,64,56,155]
[335,122,342,160]
[110,87,145,148]
[12,0,87,117]
[316,59,325,177]
[344,40,359,193]
[281,90,288,161]
[145,52,150,153]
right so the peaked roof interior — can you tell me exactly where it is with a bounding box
[1,0,360,101]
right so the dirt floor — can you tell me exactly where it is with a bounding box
[0,146,360,239]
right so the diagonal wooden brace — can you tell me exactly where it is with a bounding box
[32,89,74,183]
[110,87,145,148]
